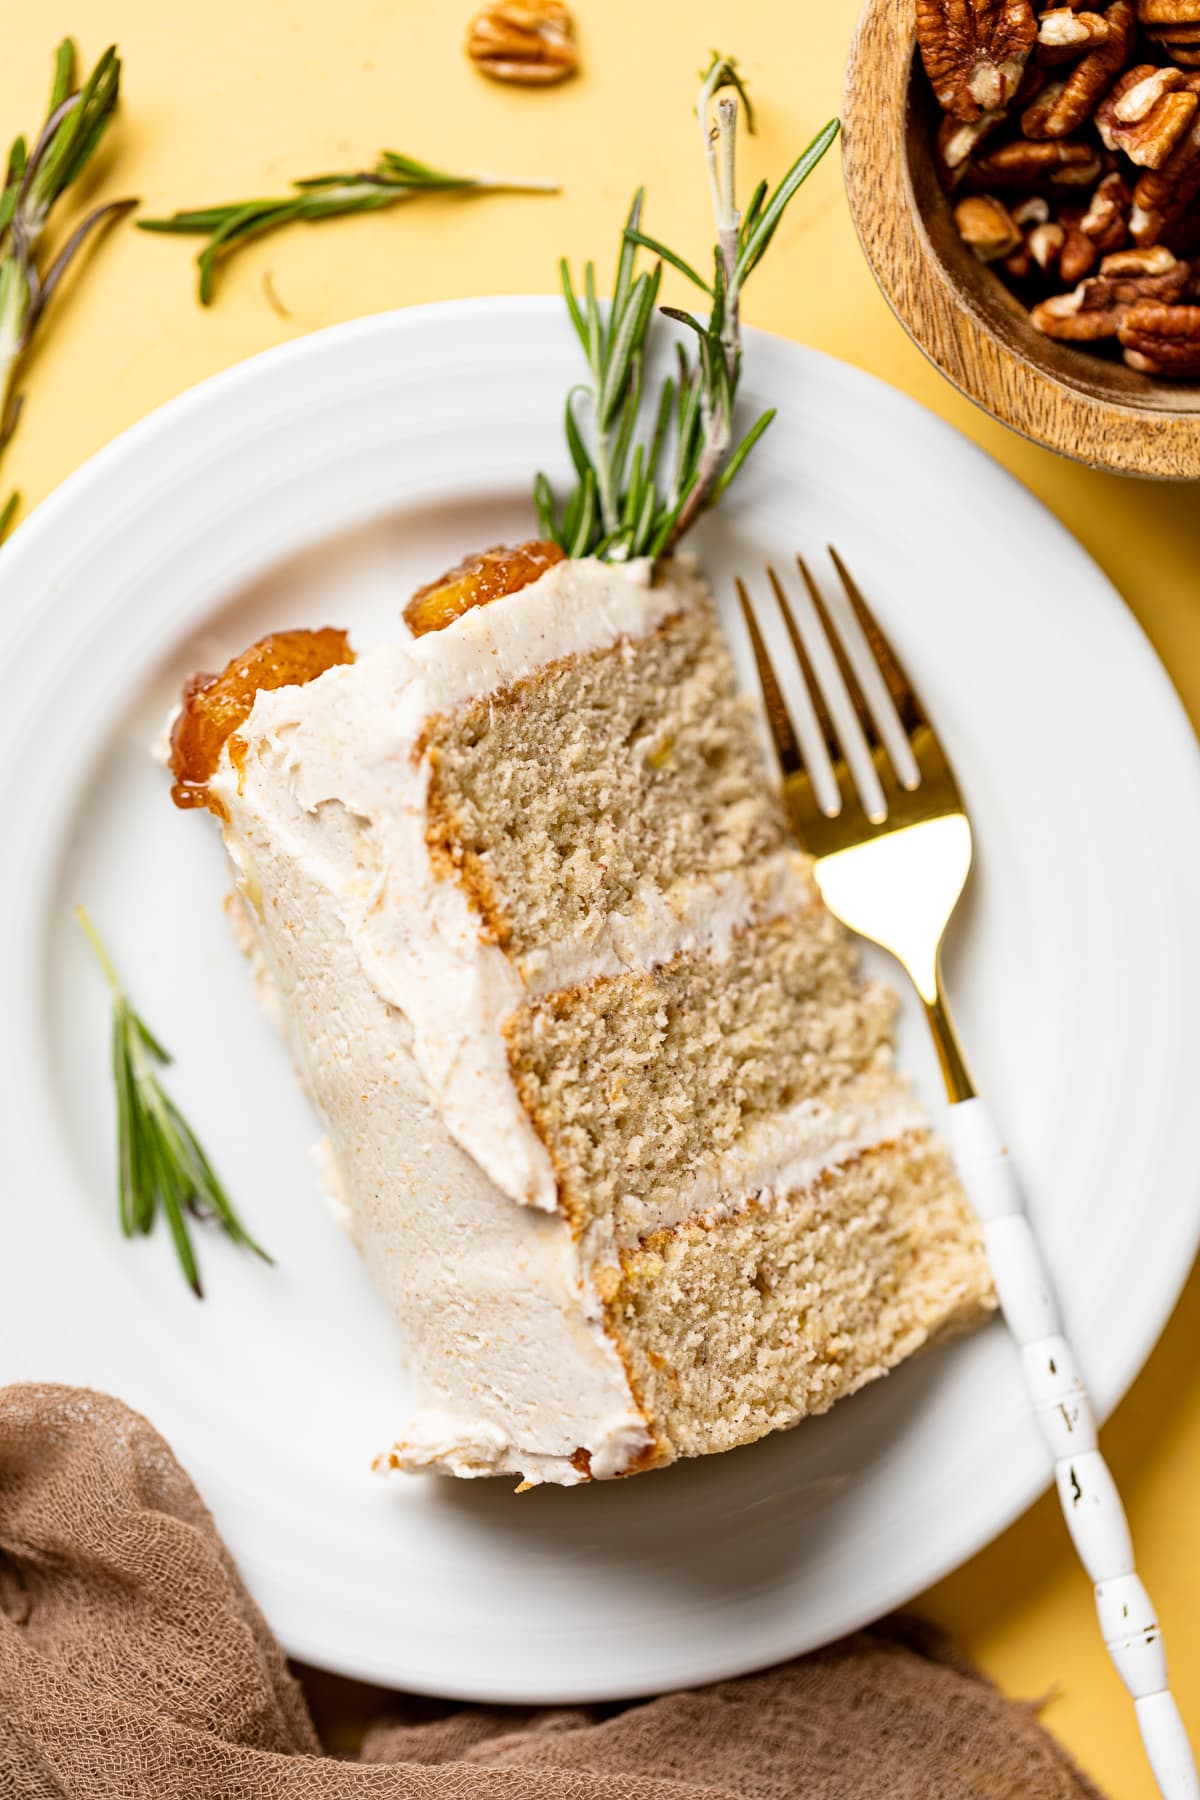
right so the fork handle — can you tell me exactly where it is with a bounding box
[947,1099,1199,1800]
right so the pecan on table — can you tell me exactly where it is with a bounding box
[1119,296,1200,366]
[466,0,577,84]
[1030,242,1189,335]
[916,0,1038,119]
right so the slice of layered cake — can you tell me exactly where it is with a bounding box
[168,545,993,1484]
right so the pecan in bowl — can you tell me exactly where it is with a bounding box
[843,0,1200,472]
[915,0,1038,117]
[1138,0,1200,66]
[919,0,1200,375]
[1119,295,1200,365]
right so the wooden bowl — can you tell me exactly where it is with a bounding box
[843,0,1200,478]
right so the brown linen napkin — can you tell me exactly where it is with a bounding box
[0,1384,1104,1799]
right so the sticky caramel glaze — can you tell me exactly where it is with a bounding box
[169,627,354,814]
[403,540,565,638]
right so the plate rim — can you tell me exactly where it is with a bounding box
[3,294,1200,1700]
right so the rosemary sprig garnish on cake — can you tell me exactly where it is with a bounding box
[534,53,839,561]
[0,40,136,542]
[76,906,270,1297]
[140,150,559,305]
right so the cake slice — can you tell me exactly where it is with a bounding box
[169,546,993,1484]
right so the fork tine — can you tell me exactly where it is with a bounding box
[795,557,891,823]
[827,548,925,791]
[735,577,802,783]
[770,563,834,756]
[740,571,841,818]
[779,562,888,825]
[761,567,846,819]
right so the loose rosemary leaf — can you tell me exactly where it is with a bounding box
[141,153,557,304]
[77,907,270,1297]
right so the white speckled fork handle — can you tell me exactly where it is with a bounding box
[948,1099,1199,1800]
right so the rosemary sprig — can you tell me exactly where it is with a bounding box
[76,906,270,1297]
[0,41,136,542]
[534,53,839,562]
[140,149,558,305]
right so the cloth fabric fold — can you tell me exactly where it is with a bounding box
[0,1385,1104,1799]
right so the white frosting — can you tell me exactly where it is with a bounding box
[584,1082,928,1271]
[514,853,812,996]
[212,556,692,1213]
[203,555,920,1484]
[218,776,653,1484]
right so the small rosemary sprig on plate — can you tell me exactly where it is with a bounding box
[534,53,839,561]
[140,149,558,305]
[76,906,270,1297]
[0,40,136,542]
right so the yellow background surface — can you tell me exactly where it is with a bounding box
[3,3,1197,1793]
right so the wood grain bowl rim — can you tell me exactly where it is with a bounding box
[843,0,1200,479]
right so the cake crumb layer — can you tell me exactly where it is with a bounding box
[607,1136,994,1460]
[422,593,787,956]
[506,907,902,1238]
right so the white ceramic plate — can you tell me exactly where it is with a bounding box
[2,298,1199,1703]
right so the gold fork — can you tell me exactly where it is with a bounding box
[737,549,1198,1800]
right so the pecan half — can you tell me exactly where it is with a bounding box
[1030,244,1188,334]
[1131,115,1200,239]
[1095,62,1158,133]
[1003,195,1050,271]
[1112,63,1191,118]
[955,193,1025,255]
[1138,0,1200,64]
[916,0,1038,120]
[1023,77,1070,133]
[1095,63,1199,162]
[1081,169,1134,248]
[466,0,576,83]
[1037,7,1113,62]
[1100,242,1183,268]
[1060,204,1102,273]
[937,109,1009,182]
[1119,297,1200,367]
[1021,0,1136,134]
[966,136,1105,185]
[1003,196,1098,274]
[1141,34,1200,62]
[1030,217,1069,263]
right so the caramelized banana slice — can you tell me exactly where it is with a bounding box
[170,627,354,813]
[404,540,565,637]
